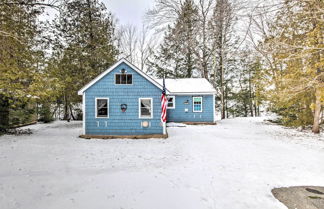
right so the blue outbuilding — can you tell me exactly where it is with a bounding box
[78,59,216,138]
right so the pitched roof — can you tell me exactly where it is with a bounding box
[155,78,216,94]
[78,58,166,95]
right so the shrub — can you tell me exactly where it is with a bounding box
[39,103,54,123]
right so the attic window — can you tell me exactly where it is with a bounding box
[115,74,132,84]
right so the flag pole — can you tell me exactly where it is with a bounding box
[163,118,166,135]
[163,75,167,135]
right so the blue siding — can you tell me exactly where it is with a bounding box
[84,63,163,135]
[167,95,214,122]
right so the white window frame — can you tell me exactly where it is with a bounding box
[138,98,153,119]
[115,73,133,85]
[192,96,203,113]
[95,97,109,118]
[167,96,175,109]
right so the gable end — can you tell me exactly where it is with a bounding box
[78,58,167,95]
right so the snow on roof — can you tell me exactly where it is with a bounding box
[155,78,216,94]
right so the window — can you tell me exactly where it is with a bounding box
[96,98,109,118]
[193,97,202,112]
[167,96,175,109]
[139,98,153,118]
[115,74,132,84]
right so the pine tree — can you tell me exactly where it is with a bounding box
[209,0,237,119]
[231,51,264,117]
[264,0,323,132]
[51,0,118,119]
[149,0,199,78]
[0,0,50,131]
[148,25,183,78]
[195,0,214,80]
[176,0,199,77]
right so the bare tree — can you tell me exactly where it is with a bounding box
[138,24,157,72]
[0,0,61,9]
[195,0,214,79]
[145,0,183,33]
[118,24,138,63]
[117,23,157,72]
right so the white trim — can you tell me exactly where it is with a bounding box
[138,97,153,119]
[171,92,216,95]
[166,96,175,109]
[78,58,169,95]
[193,96,203,113]
[213,94,216,122]
[82,93,86,135]
[95,97,109,118]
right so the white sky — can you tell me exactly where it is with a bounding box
[103,0,154,27]
[41,0,154,28]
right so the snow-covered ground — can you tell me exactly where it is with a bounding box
[0,117,323,209]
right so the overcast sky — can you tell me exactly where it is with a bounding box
[103,0,154,27]
[42,0,154,28]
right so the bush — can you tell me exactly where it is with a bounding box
[9,102,36,127]
[39,103,54,123]
[74,108,83,120]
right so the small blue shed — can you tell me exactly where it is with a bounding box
[78,59,216,138]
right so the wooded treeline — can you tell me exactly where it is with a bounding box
[146,0,323,133]
[0,0,119,130]
[0,0,323,133]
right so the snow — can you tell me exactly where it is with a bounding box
[0,117,323,209]
[155,78,216,94]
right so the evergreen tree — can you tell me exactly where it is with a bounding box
[230,52,264,117]
[0,0,50,131]
[263,0,323,132]
[209,0,237,119]
[149,0,199,78]
[148,25,183,78]
[176,0,199,77]
[51,0,118,119]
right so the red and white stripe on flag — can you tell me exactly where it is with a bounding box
[161,94,167,122]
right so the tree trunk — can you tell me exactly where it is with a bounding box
[220,88,225,119]
[202,19,208,79]
[254,99,258,117]
[0,95,9,132]
[248,68,254,117]
[257,105,260,116]
[69,104,76,120]
[63,94,70,120]
[225,86,229,118]
[312,88,321,134]
[220,53,226,119]
[244,102,248,117]
[249,97,254,117]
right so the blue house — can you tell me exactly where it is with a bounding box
[78,59,216,138]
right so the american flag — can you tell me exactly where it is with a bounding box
[161,77,167,123]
